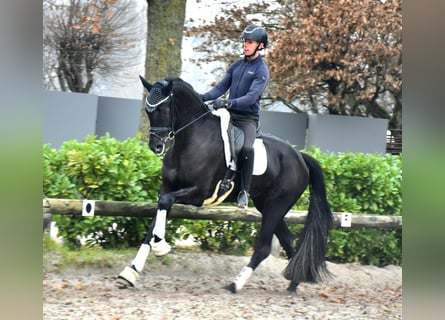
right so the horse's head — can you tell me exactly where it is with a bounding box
[140,75,210,155]
[140,75,175,155]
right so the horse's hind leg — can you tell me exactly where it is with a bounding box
[274,219,295,260]
[287,281,299,293]
[225,210,283,293]
[274,220,300,293]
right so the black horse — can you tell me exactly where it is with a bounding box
[117,76,333,293]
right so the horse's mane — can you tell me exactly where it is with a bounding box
[166,77,202,101]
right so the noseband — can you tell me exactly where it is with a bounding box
[145,90,210,155]
[145,93,175,146]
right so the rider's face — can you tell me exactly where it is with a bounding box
[243,39,262,56]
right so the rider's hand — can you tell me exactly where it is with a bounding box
[213,99,232,110]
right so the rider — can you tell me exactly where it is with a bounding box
[201,25,270,209]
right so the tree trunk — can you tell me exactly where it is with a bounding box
[139,0,187,142]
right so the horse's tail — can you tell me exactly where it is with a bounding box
[283,152,334,283]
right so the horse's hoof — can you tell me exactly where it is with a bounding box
[286,284,298,295]
[223,283,236,293]
[117,266,138,288]
[116,276,134,289]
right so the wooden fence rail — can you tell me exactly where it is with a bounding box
[43,198,402,230]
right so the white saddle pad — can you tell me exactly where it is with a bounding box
[212,109,267,176]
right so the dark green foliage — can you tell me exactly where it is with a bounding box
[43,134,162,249]
[179,219,259,255]
[43,136,402,266]
[289,147,402,266]
[326,228,402,266]
[305,147,402,215]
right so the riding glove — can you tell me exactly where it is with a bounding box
[213,99,232,110]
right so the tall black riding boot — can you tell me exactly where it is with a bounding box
[237,149,254,209]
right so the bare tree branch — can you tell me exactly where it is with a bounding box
[43,0,144,93]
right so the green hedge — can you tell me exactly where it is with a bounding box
[300,147,402,266]
[304,147,402,214]
[43,134,402,266]
[44,134,162,248]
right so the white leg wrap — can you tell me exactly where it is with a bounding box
[131,243,151,273]
[153,209,167,239]
[234,266,253,292]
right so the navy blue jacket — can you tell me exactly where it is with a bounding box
[202,55,269,117]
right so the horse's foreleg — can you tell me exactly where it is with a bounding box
[117,197,173,288]
[137,187,201,260]
[150,187,200,256]
[117,218,157,288]
[117,187,199,288]
[117,207,171,288]
[149,208,171,257]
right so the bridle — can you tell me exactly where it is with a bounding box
[145,89,211,155]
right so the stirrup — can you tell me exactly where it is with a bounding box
[150,238,171,257]
[237,190,249,209]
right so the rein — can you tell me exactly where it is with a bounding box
[148,93,211,153]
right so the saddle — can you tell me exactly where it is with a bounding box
[227,120,263,167]
[203,108,267,206]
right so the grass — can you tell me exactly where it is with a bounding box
[44,235,137,271]
[43,235,178,271]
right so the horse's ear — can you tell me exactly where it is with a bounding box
[139,75,153,91]
[165,79,173,94]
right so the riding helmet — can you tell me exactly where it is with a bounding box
[241,25,268,48]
